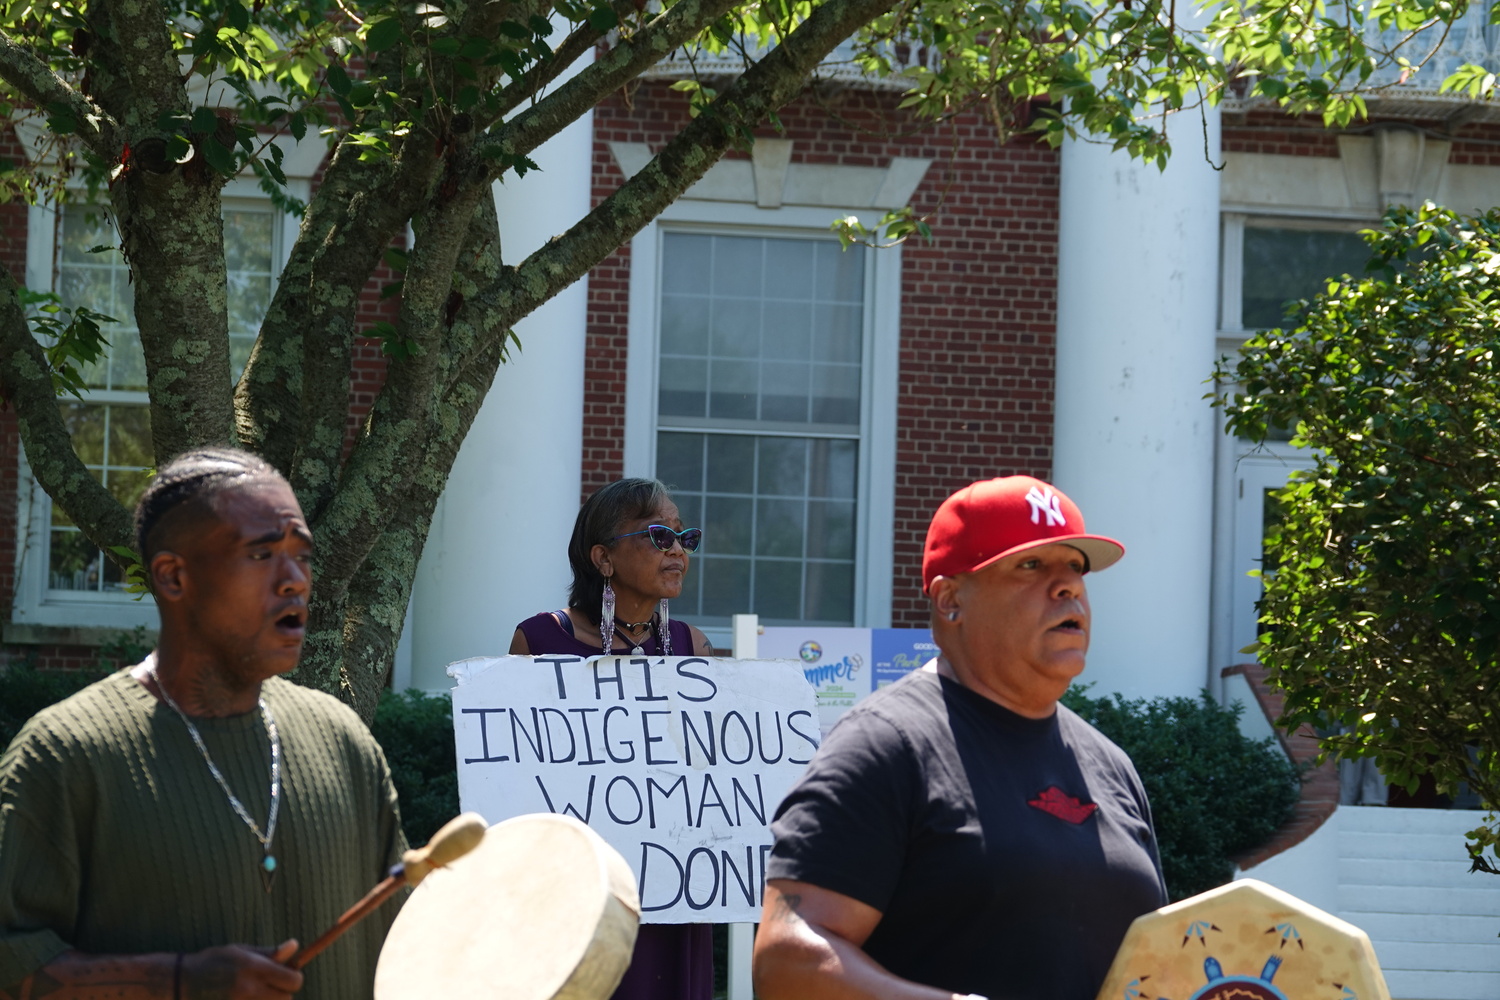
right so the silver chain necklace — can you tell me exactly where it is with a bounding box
[149,664,282,893]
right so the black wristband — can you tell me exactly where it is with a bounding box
[173,953,183,1000]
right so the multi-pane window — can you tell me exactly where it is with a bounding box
[1241,226,1369,329]
[45,203,275,597]
[654,232,867,627]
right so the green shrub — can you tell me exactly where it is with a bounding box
[1061,688,1302,901]
[0,661,110,752]
[370,688,461,847]
[94,627,154,671]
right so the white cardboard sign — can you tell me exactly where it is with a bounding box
[447,655,820,923]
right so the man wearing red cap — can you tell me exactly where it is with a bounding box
[753,476,1167,1000]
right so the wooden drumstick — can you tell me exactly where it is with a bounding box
[287,812,488,971]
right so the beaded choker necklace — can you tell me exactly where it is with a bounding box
[149,664,282,893]
[614,615,656,654]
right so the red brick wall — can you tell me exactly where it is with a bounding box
[348,260,399,448]
[584,83,1061,626]
[1223,108,1500,170]
[1443,122,1500,167]
[1222,110,1345,157]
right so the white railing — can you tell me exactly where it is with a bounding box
[1363,3,1500,89]
[642,35,920,90]
[648,9,1500,105]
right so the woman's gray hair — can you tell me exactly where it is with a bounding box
[568,478,672,623]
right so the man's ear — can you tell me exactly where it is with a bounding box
[150,550,188,602]
[590,543,614,579]
[929,576,962,623]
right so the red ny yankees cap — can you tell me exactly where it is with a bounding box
[921,476,1125,592]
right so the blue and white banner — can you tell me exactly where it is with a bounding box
[758,627,934,734]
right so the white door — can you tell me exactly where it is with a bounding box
[1229,453,1314,661]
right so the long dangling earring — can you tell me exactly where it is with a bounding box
[658,598,672,657]
[600,578,616,654]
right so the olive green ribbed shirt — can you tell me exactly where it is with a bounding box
[0,670,407,999]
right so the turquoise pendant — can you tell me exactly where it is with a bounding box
[263,854,277,872]
[259,854,277,894]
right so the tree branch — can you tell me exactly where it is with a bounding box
[486,0,647,123]
[281,146,440,512]
[296,296,511,710]
[96,0,185,115]
[473,0,748,167]
[242,19,491,484]
[331,332,508,716]
[0,30,121,158]
[306,185,501,597]
[112,167,237,458]
[236,143,404,468]
[0,266,134,559]
[469,0,899,339]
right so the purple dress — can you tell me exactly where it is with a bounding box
[516,611,715,1000]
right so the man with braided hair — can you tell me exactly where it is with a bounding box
[0,447,407,1000]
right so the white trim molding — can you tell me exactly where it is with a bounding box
[609,140,930,211]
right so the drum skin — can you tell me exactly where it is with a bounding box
[376,813,641,1000]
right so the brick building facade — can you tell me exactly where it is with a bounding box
[584,83,1060,628]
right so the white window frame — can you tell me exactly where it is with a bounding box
[1218,212,1375,343]
[1211,211,1371,680]
[623,200,901,646]
[13,173,309,630]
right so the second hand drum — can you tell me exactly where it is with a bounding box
[375,813,641,1000]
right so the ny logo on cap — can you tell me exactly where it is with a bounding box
[1026,486,1066,527]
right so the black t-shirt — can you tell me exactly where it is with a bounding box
[767,670,1167,1000]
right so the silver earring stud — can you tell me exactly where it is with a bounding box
[947,611,959,622]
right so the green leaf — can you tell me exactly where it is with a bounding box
[288,111,308,142]
[200,135,237,174]
[326,63,352,96]
[366,16,403,52]
[225,0,250,32]
[370,320,421,360]
[587,5,619,32]
[190,106,220,135]
[44,102,78,135]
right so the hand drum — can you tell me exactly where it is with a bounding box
[376,813,640,1000]
[1096,878,1391,1000]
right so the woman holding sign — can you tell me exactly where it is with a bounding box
[510,477,714,1000]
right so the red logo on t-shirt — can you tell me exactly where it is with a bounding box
[1027,786,1098,824]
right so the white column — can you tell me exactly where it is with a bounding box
[407,67,595,690]
[1052,107,1221,701]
